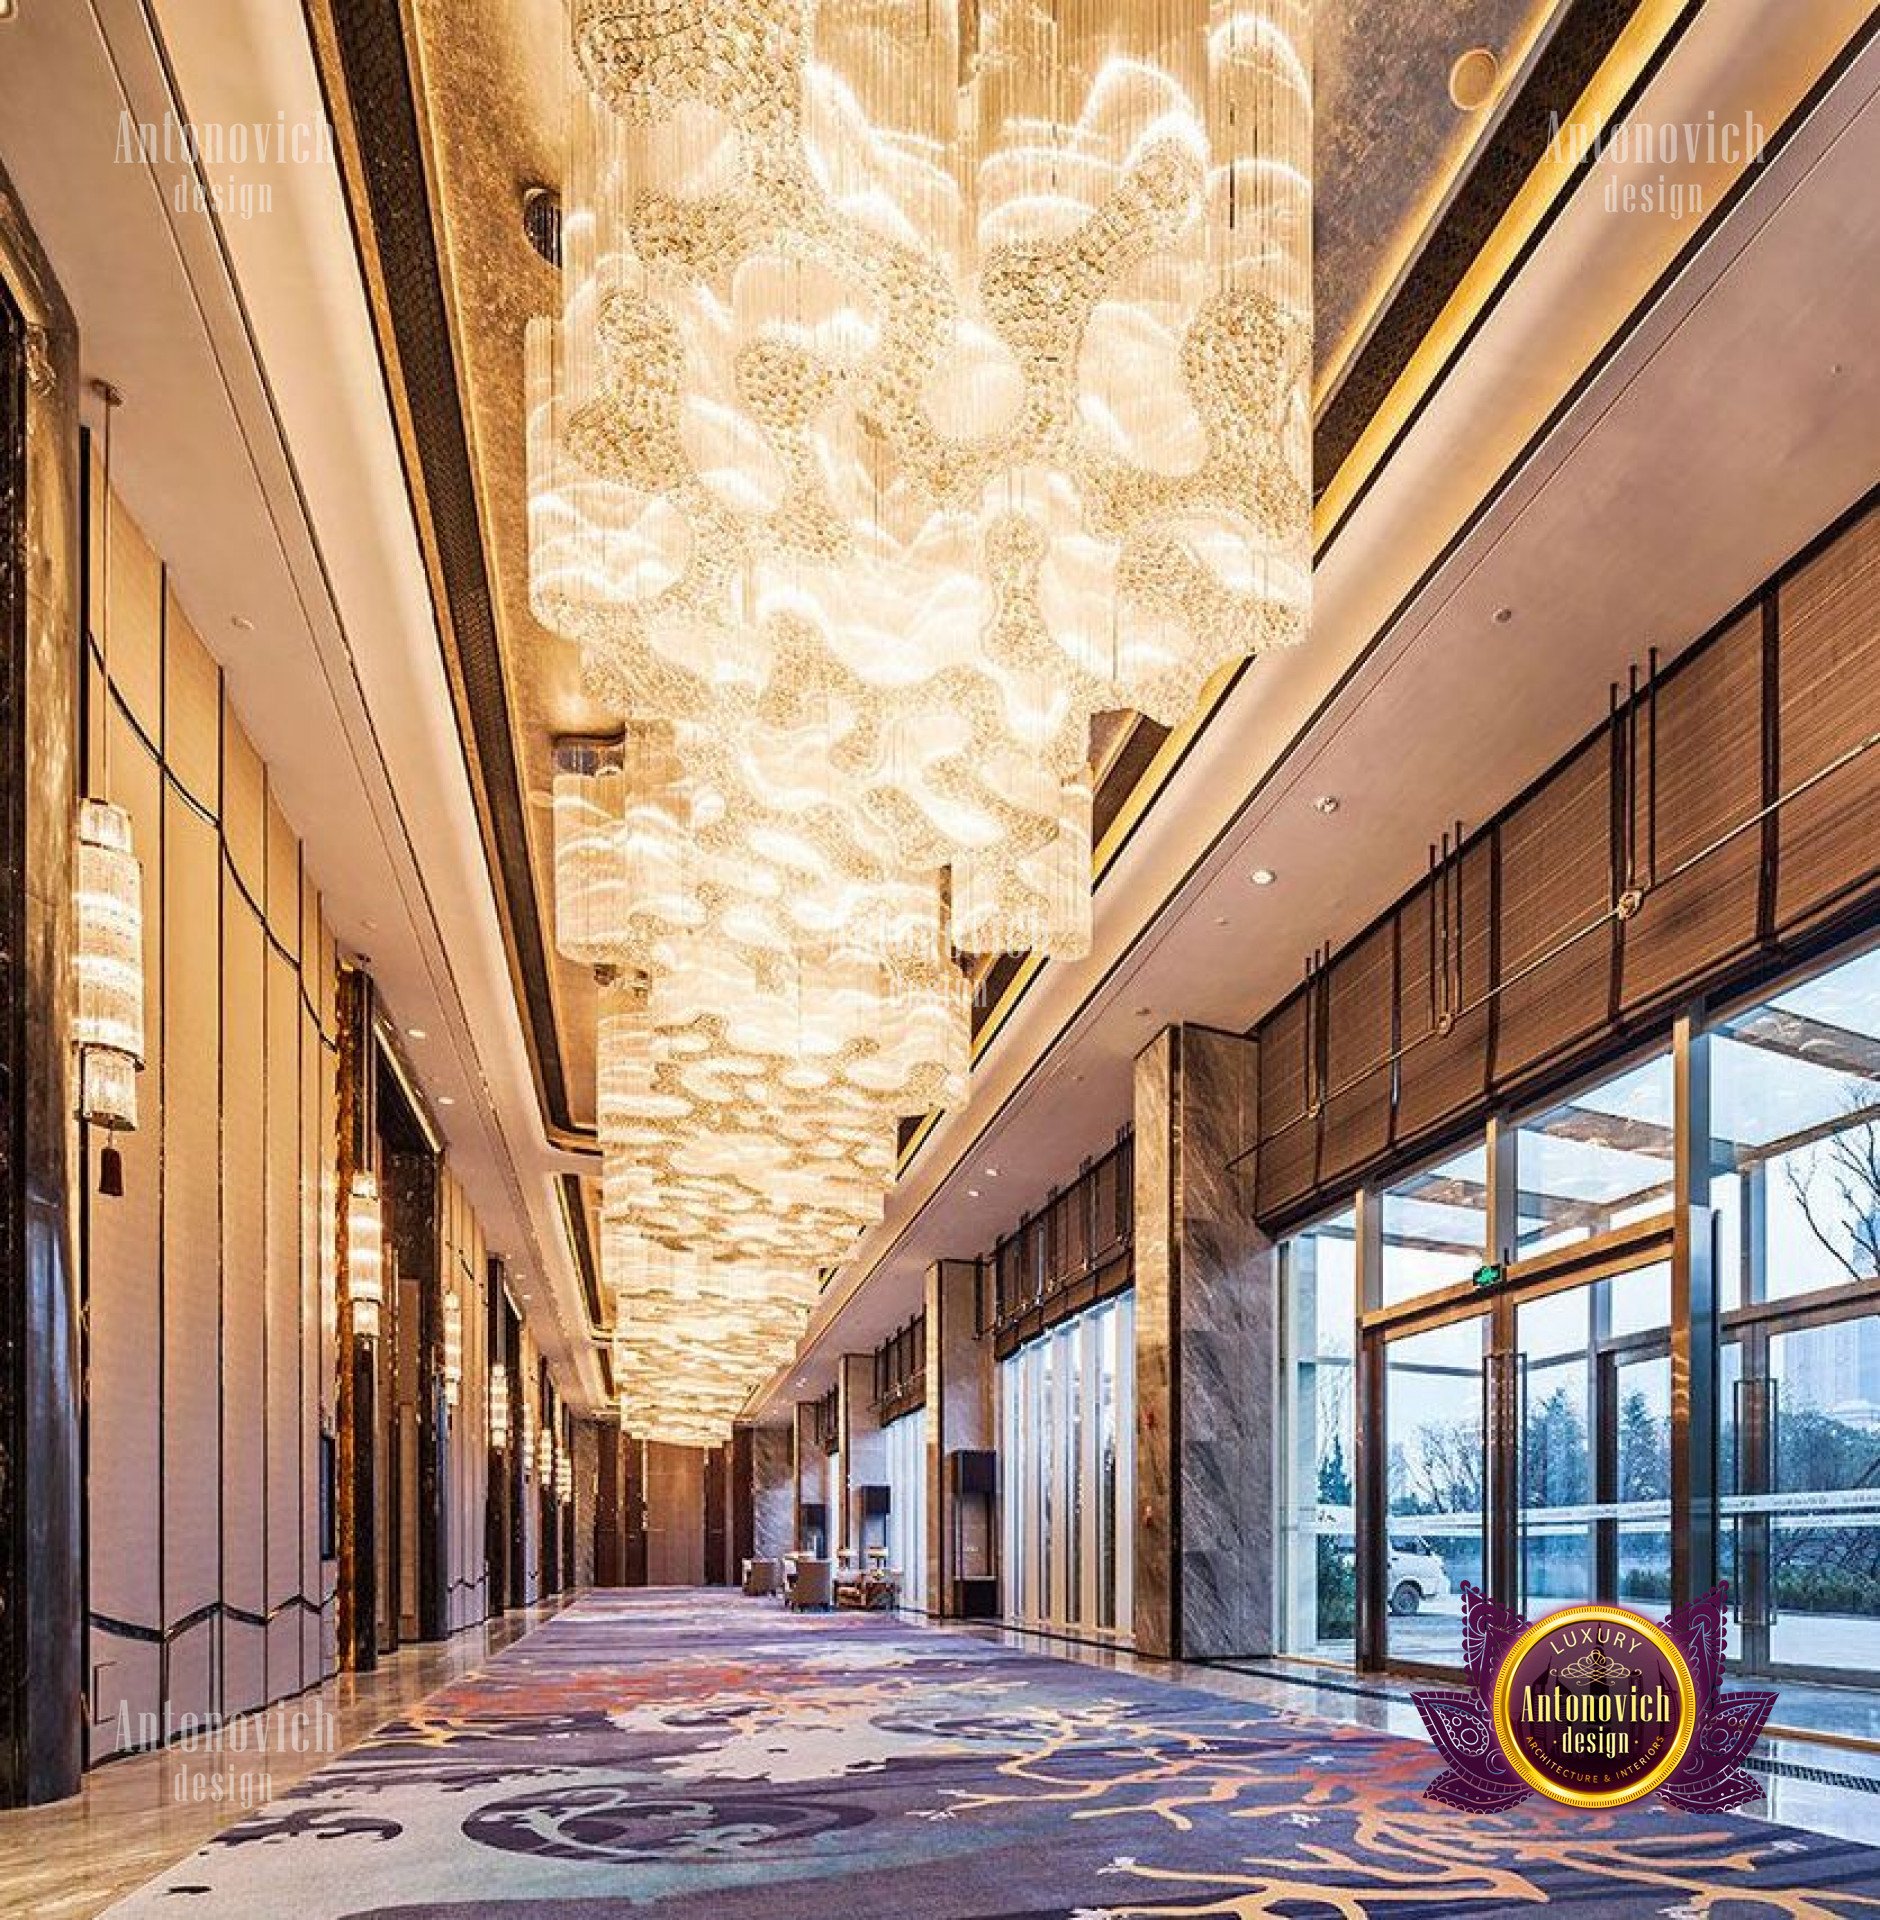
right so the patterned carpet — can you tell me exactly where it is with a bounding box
[107,1590,1880,1918]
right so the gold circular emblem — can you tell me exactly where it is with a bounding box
[1489,1603,1698,1808]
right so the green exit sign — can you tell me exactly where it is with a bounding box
[1472,1262,1506,1289]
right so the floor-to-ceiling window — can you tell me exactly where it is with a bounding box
[1277,1209,1357,1658]
[881,1408,928,1611]
[1267,932,1880,1718]
[1713,943,1880,1685]
[1000,1292,1133,1637]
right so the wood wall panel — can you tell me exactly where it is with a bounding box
[644,1443,706,1587]
[219,871,266,1717]
[97,478,161,738]
[265,945,302,1690]
[161,794,220,1715]
[83,706,162,1756]
[161,589,219,812]
[221,706,265,907]
[301,1009,324,1681]
[265,792,298,958]
[83,472,474,1770]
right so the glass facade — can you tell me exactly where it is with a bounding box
[1278,1210,1356,1656]
[1272,934,1880,1695]
[1000,1292,1134,1636]
[881,1408,929,1612]
[1713,944,1880,1683]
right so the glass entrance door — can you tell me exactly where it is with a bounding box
[1724,1303,1880,1682]
[1515,1262,1671,1624]
[1381,1314,1486,1668]
[1369,1253,1672,1673]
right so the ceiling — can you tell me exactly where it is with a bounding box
[5,0,1873,1419]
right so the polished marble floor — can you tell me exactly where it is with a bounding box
[7,1594,1879,1916]
[0,1604,565,1920]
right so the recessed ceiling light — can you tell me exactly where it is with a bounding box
[967,1187,981,1198]
[1134,1005,1152,1017]
[984,1165,1000,1177]
[407,1026,428,1040]
[1448,47,1501,111]
[230,614,255,633]
[436,1094,455,1108]
[1493,606,1514,625]
[1214,914,1229,927]
[1250,867,1277,886]
[1312,794,1340,815]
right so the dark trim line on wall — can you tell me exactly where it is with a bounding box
[556,1171,607,1338]
[78,449,342,1759]
[314,0,574,1137]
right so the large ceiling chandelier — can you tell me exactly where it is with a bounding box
[530,0,1311,1444]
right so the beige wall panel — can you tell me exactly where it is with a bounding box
[95,475,163,742]
[161,587,221,813]
[319,1029,341,1671]
[301,1013,327,1680]
[265,789,300,959]
[162,794,221,1644]
[265,946,304,1689]
[220,701,266,908]
[644,1443,706,1587]
[85,719,164,1752]
[301,870,320,1007]
[318,915,337,1037]
[220,877,268,1715]
[167,1623,214,1729]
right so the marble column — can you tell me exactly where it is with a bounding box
[749,1424,794,1560]
[838,1354,886,1560]
[0,181,83,1805]
[1133,1025,1273,1660]
[924,1258,993,1616]
[792,1400,823,1553]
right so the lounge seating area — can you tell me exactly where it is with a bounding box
[745,1555,904,1613]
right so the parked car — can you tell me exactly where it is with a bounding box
[1387,1535,1450,1615]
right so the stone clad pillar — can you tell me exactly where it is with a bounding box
[1133,1025,1272,1660]
[792,1400,825,1554]
[0,190,83,1807]
[748,1424,794,1560]
[838,1353,885,1560]
[924,1258,992,1617]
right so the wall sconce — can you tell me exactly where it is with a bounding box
[489,1363,509,1447]
[442,1283,463,1407]
[555,1451,573,1504]
[536,1425,555,1486]
[348,1173,385,1340]
[75,798,146,1129]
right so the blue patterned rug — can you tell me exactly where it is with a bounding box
[106,1590,1880,1917]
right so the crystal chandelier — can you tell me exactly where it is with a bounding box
[442,1281,463,1407]
[532,0,1311,1445]
[347,1173,386,1340]
[75,798,146,1131]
